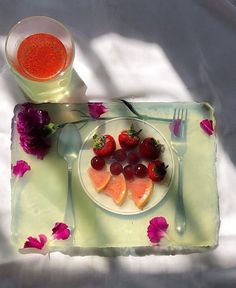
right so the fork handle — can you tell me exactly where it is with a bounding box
[175,158,186,234]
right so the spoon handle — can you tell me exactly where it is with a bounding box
[64,165,76,235]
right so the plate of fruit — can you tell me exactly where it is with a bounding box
[78,117,174,215]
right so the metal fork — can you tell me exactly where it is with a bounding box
[170,108,188,234]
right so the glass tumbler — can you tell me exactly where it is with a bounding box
[5,16,75,103]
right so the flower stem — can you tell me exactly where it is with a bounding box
[57,100,173,128]
[70,109,89,117]
[57,117,116,128]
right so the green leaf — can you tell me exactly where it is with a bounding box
[42,122,58,137]
[120,99,143,118]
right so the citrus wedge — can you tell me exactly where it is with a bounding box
[103,174,127,206]
[88,167,111,192]
[127,177,153,209]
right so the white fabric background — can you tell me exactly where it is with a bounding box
[1,0,236,287]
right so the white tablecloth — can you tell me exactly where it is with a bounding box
[1,0,236,287]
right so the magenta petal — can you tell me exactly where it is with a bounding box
[52,222,70,240]
[23,234,47,250]
[147,216,169,244]
[88,103,108,119]
[12,160,31,177]
[200,119,214,136]
[169,119,181,137]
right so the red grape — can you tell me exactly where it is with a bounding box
[112,148,127,162]
[127,151,140,165]
[91,156,105,170]
[134,164,148,178]
[123,164,134,180]
[110,162,123,175]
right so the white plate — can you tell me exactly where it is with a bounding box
[78,117,174,215]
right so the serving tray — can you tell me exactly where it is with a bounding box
[11,101,219,255]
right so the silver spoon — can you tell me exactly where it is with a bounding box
[57,124,81,237]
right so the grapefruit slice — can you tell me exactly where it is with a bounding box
[103,174,127,206]
[127,178,153,209]
[88,167,111,192]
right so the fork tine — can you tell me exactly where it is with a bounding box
[185,108,188,120]
[171,109,177,139]
[179,108,183,137]
[180,109,184,121]
[185,109,188,122]
[181,109,187,138]
[177,108,181,120]
[173,108,177,121]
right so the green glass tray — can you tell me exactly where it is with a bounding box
[11,101,219,256]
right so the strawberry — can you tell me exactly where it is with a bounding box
[148,160,168,182]
[139,137,164,160]
[118,124,142,149]
[93,134,116,157]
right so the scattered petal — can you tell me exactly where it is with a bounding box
[88,103,108,119]
[200,119,214,136]
[169,119,181,137]
[12,160,31,177]
[16,103,54,159]
[24,234,47,250]
[52,222,70,240]
[147,216,169,244]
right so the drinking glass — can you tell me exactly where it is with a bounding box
[5,16,75,103]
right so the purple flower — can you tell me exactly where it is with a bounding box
[16,103,55,159]
[200,119,214,136]
[147,216,169,244]
[24,234,47,250]
[88,103,108,119]
[51,222,70,240]
[12,160,31,177]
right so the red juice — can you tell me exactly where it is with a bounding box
[17,33,67,81]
